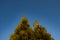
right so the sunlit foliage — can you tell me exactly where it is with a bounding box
[10,17,54,40]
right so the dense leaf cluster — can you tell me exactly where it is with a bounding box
[10,17,54,40]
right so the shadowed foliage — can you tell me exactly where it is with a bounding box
[10,17,54,40]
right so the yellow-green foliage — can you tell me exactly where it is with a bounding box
[10,17,54,40]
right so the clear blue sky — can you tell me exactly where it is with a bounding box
[0,0,60,40]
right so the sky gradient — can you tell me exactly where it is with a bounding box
[0,0,60,40]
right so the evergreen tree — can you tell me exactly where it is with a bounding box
[33,20,54,40]
[10,17,54,40]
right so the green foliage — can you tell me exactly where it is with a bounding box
[10,17,54,40]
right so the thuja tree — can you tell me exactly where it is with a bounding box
[10,17,54,40]
[33,20,54,40]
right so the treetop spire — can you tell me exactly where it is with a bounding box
[10,17,54,40]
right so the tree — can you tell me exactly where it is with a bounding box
[10,17,54,40]
[33,20,54,40]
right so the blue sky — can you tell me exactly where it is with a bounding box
[0,0,60,40]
